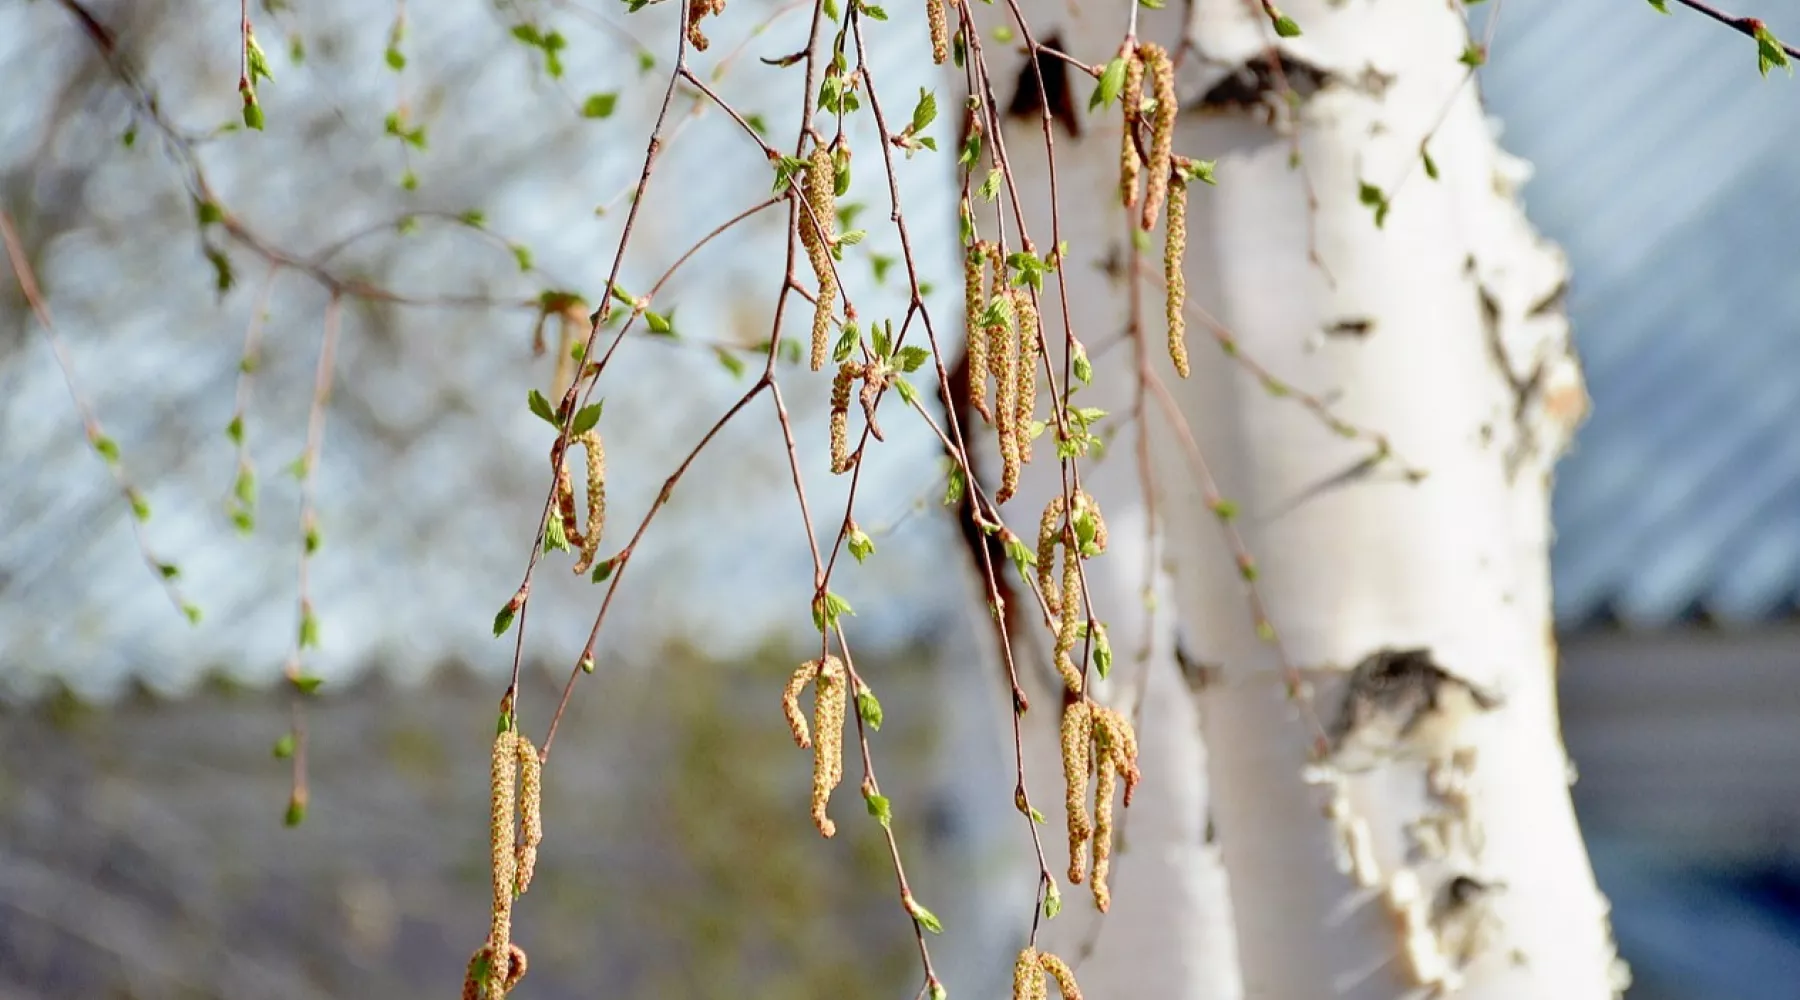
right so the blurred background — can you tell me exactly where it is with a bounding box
[2,0,1798,998]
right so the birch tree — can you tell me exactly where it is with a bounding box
[955,0,1633,996]
[10,1,1796,998]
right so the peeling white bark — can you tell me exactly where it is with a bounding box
[964,0,1623,996]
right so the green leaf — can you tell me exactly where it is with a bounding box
[459,209,486,227]
[272,732,296,758]
[527,390,560,428]
[1092,621,1113,678]
[1004,535,1037,578]
[304,524,321,555]
[943,463,966,506]
[1091,56,1128,111]
[857,689,883,730]
[582,92,619,119]
[847,526,876,563]
[494,604,518,636]
[206,247,235,293]
[1458,43,1486,68]
[510,243,533,272]
[385,46,406,70]
[906,897,945,934]
[241,96,265,131]
[1272,15,1301,38]
[182,602,204,625]
[895,345,932,373]
[590,558,615,583]
[128,491,151,522]
[1072,340,1093,384]
[580,654,596,673]
[1045,882,1063,918]
[571,401,604,434]
[158,562,181,580]
[122,125,138,148]
[291,674,324,695]
[1421,146,1439,181]
[1645,0,1668,12]
[713,346,746,378]
[511,24,543,45]
[910,88,938,133]
[196,200,224,226]
[977,168,1002,202]
[92,434,120,464]
[1357,180,1390,228]
[298,611,320,650]
[1755,22,1792,77]
[284,795,307,827]
[834,321,861,363]
[893,375,918,406]
[812,590,855,631]
[958,128,982,169]
[543,514,571,552]
[865,790,892,826]
[233,467,256,509]
[644,309,674,335]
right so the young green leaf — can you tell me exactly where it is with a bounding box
[527,389,560,427]
[571,401,604,434]
[856,689,883,730]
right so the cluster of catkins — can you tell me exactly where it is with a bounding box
[783,655,849,837]
[828,359,889,475]
[464,723,544,1000]
[1040,490,1141,912]
[964,239,1042,503]
[1119,42,1194,379]
[1013,946,1085,1000]
[549,430,606,575]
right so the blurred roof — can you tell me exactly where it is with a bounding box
[1477,0,1800,630]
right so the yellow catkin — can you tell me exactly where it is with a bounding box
[1165,177,1190,378]
[782,661,815,749]
[1138,43,1175,232]
[1120,50,1144,209]
[1013,947,1048,1000]
[993,283,1021,503]
[485,730,521,998]
[1060,699,1093,884]
[1107,707,1143,806]
[986,245,1008,376]
[1012,287,1039,464]
[571,432,606,574]
[811,656,847,838]
[686,0,723,51]
[1038,950,1084,1000]
[802,143,838,371]
[927,0,949,65]
[1053,544,1083,692]
[964,242,991,422]
[514,734,543,897]
[1092,763,1117,912]
[829,361,862,474]
[1036,494,1065,616]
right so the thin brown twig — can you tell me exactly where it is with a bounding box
[0,209,196,620]
[1662,0,1800,59]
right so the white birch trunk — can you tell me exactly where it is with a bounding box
[962,0,1628,996]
